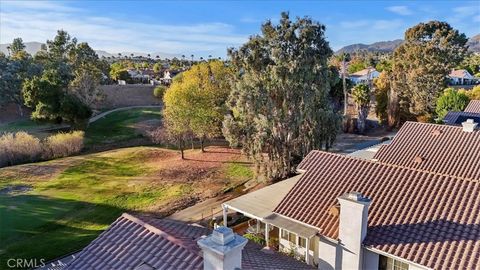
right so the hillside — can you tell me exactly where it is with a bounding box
[0,42,181,59]
[336,34,480,54]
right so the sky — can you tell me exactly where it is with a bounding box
[1,0,479,57]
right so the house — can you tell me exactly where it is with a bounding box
[348,67,380,85]
[43,213,314,270]
[448,69,476,85]
[465,100,480,113]
[221,121,480,270]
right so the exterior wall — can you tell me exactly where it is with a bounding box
[363,249,379,269]
[317,237,341,270]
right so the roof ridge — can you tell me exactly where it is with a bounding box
[307,150,478,183]
[120,213,201,254]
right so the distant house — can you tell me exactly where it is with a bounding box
[464,99,480,113]
[448,69,476,85]
[348,67,380,85]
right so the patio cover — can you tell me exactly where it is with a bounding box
[264,213,319,238]
[223,175,301,220]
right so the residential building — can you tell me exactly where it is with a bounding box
[348,67,380,85]
[465,100,480,113]
[44,213,313,270]
[222,121,479,270]
[448,69,476,85]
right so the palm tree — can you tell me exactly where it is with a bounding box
[208,54,212,59]
[156,55,159,59]
[200,57,204,61]
[147,54,151,58]
[118,53,122,57]
[130,53,134,58]
[191,54,194,61]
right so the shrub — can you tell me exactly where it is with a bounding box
[0,132,42,167]
[243,233,266,246]
[43,131,85,158]
[435,88,470,119]
[153,85,167,99]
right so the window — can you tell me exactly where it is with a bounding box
[281,229,289,240]
[298,237,306,248]
[288,232,296,243]
[379,255,409,270]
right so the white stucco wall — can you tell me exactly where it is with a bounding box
[317,237,341,270]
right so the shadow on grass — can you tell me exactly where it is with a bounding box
[182,158,252,165]
[0,194,138,270]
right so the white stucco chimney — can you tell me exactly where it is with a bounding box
[197,226,248,270]
[338,192,372,270]
[462,119,478,132]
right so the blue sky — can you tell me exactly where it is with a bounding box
[1,0,479,57]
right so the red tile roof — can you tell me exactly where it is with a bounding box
[449,69,472,79]
[372,121,480,180]
[65,213,314,270]
[465,100,480,114]
[274,151,480,270]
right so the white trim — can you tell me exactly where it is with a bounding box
[273,213,321,232]
[365,246,432,270]
[221,203,265,221]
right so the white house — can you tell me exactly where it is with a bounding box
[348,67,380,85]
[448,69,476,85]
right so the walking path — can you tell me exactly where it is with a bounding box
[88,105,162,124]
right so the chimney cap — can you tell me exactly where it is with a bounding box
[462,119,478,132]
[341,192,371,203]
[197,226,247,256]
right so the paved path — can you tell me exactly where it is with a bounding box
[168,195,232,223]
[331,131,396,154]
[88,105,162,124]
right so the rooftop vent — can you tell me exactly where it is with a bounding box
[414,156,424,163]
[462,119,478,132]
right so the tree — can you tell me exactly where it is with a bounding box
[347,56,366,74]
[10,38,26,58]
[351,84,371,133]
[459,85,480,100]
[223,12,340,181]
[391,21,468,122]
[163,60,233,155]
[435,88,470,120]
[373,71,390,125]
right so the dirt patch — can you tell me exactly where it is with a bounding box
[0,103,32,124]
[0,158,82,182]
[97,85,161,109]
[0,184,32,195]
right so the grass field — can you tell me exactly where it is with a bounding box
[85,107,162,146]
[0,146,251,269]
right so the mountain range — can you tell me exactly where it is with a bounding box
[336,34,480,54]
[1,34,479,58]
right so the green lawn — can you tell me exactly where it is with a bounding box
[0,147,190,269]
[85,107,162,146]
[0,146,251,270]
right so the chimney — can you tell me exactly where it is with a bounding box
[338,192,371,270]
[197,226,247,270]
[462,119,478,132]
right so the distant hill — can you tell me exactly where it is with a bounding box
[0,42,181,59]
[336,34,480,54]
[0,41,44,55]
[467,34,480,53]
[336,39,403,54]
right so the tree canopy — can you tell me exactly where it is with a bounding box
[222,12,340,181]
[163,60,233,156]
[390,21,468,123]
[435,88,470,120]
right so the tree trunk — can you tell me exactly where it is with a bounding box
[16,103,24,117]
[179,139,185,160]
[200,137,205,152]
[342,60,348,116]
[387,86,399,130]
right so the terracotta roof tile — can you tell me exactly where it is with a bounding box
[465,100,480,114]
[275,150,480,270]
[373,121,480,180]
[65,213,313,270]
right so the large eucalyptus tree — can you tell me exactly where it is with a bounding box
[223,12,340,181]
